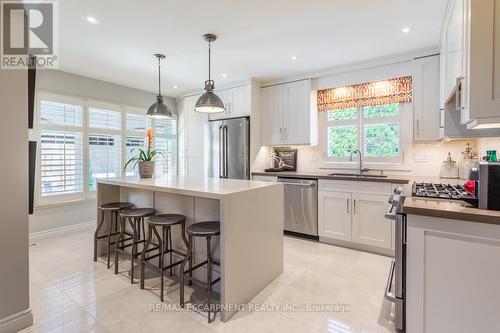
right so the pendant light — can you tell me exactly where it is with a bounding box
[194,34,225,114]
[147,53,174,118]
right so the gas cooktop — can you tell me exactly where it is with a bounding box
[412,182,469,200]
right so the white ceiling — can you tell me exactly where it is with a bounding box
[58,0,447,98]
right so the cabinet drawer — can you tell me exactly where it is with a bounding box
[319,179,392,195]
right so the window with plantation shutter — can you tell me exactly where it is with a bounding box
[88,102,122,191]
[36,94,178,206]
[39,95,85,202]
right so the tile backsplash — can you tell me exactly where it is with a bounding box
[254,138,500,178]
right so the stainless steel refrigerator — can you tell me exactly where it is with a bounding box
[205,117,250,180]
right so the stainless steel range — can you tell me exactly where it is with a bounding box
[384,187,405,332]
[412,182,468,200]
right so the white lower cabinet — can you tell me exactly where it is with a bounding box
[318,180,393,253]
[351,193,392,249]
[318,191,351,241]
[406,214,500,332]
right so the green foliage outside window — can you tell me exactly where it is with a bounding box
[327,107,358,121]
[364,103,399,118]
[327,104,400,158]
[327,126,358,157]
[364,123,399,157]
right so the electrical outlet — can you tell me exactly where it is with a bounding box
[413,152,427,161]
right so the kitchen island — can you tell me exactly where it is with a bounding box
[96,176,284,322]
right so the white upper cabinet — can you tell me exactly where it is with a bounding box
[443,0,465,101]
[260,85,283,145]
[465,0,500,128]
[413,55,441,141]
[209,85,251,120]
[260,79,316,146]
[441,0,500,129]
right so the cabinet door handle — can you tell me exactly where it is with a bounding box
[353,199,356,214]
[346,199,350,214]
[456,77,464,111]
[280,128,283,141]
[416,119,420,135]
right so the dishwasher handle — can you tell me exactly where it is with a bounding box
[278,182,316,187]
[277,178,317,187]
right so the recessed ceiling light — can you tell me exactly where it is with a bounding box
[221,73,227,78]
[173,85,179,89]
[402,27,411,33]
[84,16,99,24]
[291,56,298,60]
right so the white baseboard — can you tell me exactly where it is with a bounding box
[29,221,95,241]
[0,309,33,333]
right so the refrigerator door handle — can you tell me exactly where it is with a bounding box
[219,125,224,178]
[223,125,229,178]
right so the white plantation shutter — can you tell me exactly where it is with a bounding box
[88,102,122,191]
[153,118,177,176]
[88,134,121,191]
[40,131,84,196]
[88,107,121,130]
[39,95,85,203]
[40,100,83,126]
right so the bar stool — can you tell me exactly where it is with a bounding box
[94,202,133,268]
[140,214,190,302]
[179,221,221,323]
[115,207,156,283]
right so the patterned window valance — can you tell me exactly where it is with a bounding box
[317,76,413,111]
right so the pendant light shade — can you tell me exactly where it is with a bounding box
[147,54,174,119]
[194,34,225,114]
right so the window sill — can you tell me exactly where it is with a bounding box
[35,198,96,211]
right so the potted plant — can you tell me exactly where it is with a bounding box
[124,129,168,178]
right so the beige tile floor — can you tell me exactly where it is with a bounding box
[22,227,396,333]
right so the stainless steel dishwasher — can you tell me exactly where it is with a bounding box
[277,177,318,238]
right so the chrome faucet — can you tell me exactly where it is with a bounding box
[350,149,369,175]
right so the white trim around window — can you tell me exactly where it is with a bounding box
[318,102,412,167]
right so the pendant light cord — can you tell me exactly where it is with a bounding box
[157,56,162,97]
[208,40,211,82]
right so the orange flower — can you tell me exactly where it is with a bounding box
[146,128,153,143]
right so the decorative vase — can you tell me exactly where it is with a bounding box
[138,161,155,178]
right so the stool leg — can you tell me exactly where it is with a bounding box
[114,215,125,274]
[168,227,173,276]
[179,234,193,307]
[106,211,114,269]
[93,209,105,262]
[141,225,153,290]
[159,226,165,302]
[129,217,138,284]
[206,236,214,323]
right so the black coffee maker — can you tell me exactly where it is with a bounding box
[467,161,500,211]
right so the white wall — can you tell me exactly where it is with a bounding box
[0,69,32,330]
[30,70,177,235]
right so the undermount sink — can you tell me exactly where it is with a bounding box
[328,173,388,178]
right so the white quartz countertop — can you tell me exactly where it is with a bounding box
[97,176,281,199]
